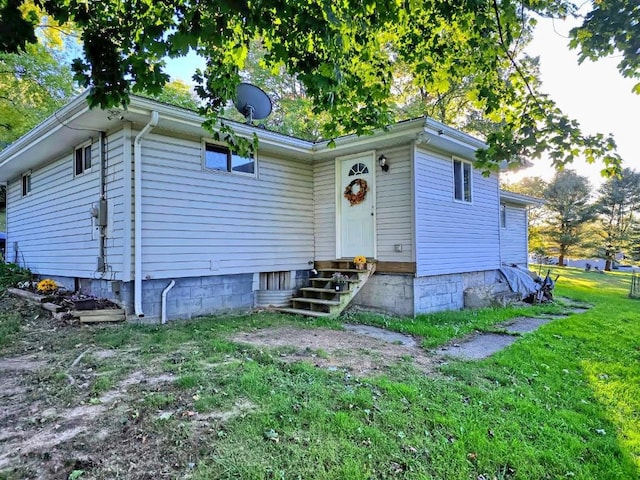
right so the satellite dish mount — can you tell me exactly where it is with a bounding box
[234,83,272,124]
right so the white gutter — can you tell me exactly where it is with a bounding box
[161,280,176,324]
[133,111,159,317]
[125,98,313,156]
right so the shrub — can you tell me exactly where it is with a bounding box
[0,263,31,289]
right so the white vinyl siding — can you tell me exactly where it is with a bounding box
[312,144,413,262]
[414,147,500,276]
[500,204,528,266]
[373,145,413,262]
[313,159,337,260]
[6,141,102,276]
[138,132,313,279]
[102,129,126,279]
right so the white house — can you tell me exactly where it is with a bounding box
[499,190,542,267]
[0,92,538,321]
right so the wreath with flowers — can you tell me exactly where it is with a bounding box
[343,178,369,206]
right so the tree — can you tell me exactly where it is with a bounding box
[139,79,200,111]
[542,170,595,267]
[569,0,640,94]
[232,41,330,141]
[593,168,640,270]
[0,0,629,174]
[0,43,76,147]
[0,2,78,148]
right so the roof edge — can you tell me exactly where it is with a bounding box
[499,189,544,206]
[0,91,91,166]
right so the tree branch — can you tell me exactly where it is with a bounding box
[492,0,538,101]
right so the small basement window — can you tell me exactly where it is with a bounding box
[453,158,472,202]
[22,171,32,196]
[74,143,92,176]
[204,142,255,175]
[259,271,291,290]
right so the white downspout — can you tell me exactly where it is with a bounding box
[133,111,159,317]
[161,280,176,324]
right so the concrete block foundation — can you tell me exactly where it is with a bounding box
[44,269,311,323]
[353,269,502,317]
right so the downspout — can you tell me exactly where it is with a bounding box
[98,132,107,273]
[161,280,176,324]
[133,111,159,317]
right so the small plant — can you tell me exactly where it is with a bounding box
[331,272,349,292]
[36,278,58,295]
[331,272,349,284]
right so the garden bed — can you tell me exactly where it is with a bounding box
[6,287,125,323]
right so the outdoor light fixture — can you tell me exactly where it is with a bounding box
[378,154,389,172]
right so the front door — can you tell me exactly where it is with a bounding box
[338,152,376,259]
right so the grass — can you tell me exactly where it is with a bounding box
[345,301,566,348]
[1,267,639,479]
[0,312,20,347]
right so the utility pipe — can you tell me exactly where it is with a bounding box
[133,111,159,317]
[161,280,176,324]
[98,132,107,273]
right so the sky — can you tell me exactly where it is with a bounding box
[165,16,639,188]
[504,16,640,187]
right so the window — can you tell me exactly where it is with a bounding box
[22,171,31,196]
[500,204,507,228]
[453,158,472,202]
[204,143,255,175]
[348,162,369,176]
[74,143,92,175]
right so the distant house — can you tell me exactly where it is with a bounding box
[0,92,539,321]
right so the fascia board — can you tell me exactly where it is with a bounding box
[499,189,545,206]
[424,118,487,150]
[312,118,428,155]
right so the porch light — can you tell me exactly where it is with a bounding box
[378,154,389,172]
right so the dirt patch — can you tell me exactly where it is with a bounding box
[228,326,436,375]
[0,293,257,479]
[0,290,592,478]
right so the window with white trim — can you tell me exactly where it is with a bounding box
[453,158,472,202]
[74,142,92,176]
[22,171,31,196]
[204,142,255,175]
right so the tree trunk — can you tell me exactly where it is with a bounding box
[604,258,612,271]
[558,254,565,267]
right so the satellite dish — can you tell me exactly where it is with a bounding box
[234,83,272,124]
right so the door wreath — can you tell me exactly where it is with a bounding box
[344,178,369,206]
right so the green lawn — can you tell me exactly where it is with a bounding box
[1,266,638,479]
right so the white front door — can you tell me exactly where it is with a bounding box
[338,152,376,259]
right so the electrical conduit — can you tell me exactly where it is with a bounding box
[133,111,159,317]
